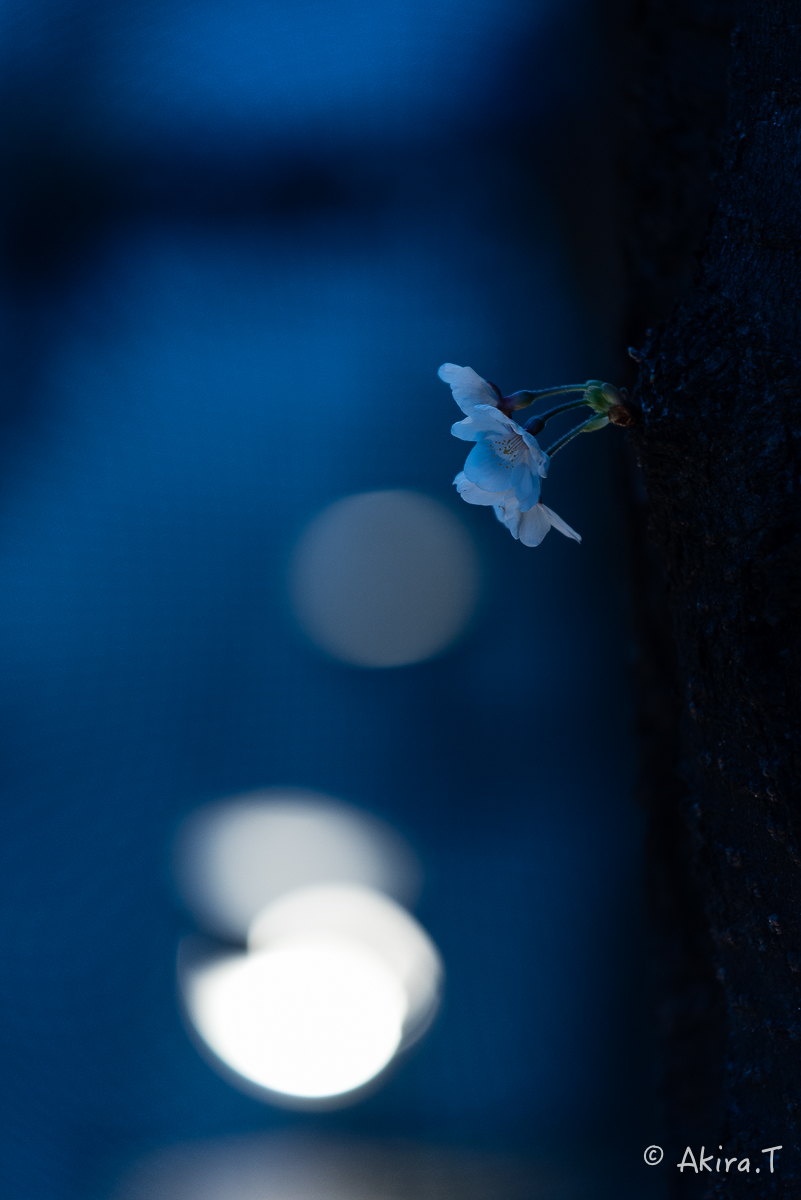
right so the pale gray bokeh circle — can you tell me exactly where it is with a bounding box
[174,788,423,941]
[288,490,481,668]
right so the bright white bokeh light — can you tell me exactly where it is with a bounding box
[175,796,442,1106]
[174,788,422,941]
[288,490,480,668]
[184,940,407,1099]
[249,884,442,1048]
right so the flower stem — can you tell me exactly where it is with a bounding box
[545,413,603,456]
[523,397,592,434]
[506,384,587,413]
[513,385,587,402]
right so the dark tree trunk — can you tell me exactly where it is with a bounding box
[614,0,801,1193]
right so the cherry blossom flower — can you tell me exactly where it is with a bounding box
[437,362,631,547]
[440,362,582,547]
[439,363,548,512]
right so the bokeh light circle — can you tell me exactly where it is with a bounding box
[249,883,443,1050]
[183,940,407,1099]
[288,489,480,667]
[174,788,422,942]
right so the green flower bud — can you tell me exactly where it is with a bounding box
[580,414,610,433]
[583,381,625,415]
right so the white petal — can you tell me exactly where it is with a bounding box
[521,431,549,477]
[438,364,500,415]
[494,500,522,537]
[463,439,524,494]
[516,505,552,547]
[452,406,515,441]
[540,504,581,542]
[511,468,541,511]
[454,472,512,507]
[467,405,517,433]
[451,416,481,442]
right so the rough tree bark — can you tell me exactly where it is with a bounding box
[614,0,801,1194]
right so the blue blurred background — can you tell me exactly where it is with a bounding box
[0,1,663,1196]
